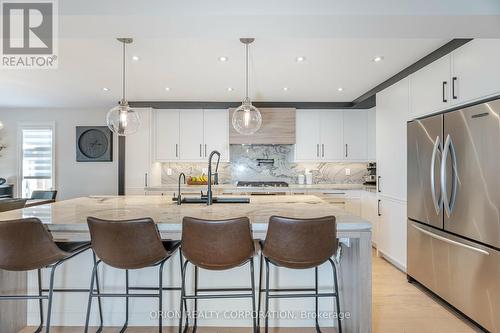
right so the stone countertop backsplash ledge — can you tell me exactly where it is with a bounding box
[161,145,370,185]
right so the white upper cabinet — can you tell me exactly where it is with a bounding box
[154,109,180,161]
[179,109,204,161]
[153,109,229,162]
[204,109,229,161]
[125,108,152,194]
[376,78,408,200]
[366,108,376,161]
[409,54,451,120]
[343,110,368,161]
[320,111,343,160]
[451,39,500,105]
[295,110,321,161]
[295,109,373,162]
[409,39,500,120]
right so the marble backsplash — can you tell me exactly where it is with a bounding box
[161,145,368,185]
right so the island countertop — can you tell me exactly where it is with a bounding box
[0,195,373,332]
[0,195,371,234]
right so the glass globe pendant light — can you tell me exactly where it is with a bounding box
[232,38,262,135]
[106,38,140,136]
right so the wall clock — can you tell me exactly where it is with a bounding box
[76,126,113,162]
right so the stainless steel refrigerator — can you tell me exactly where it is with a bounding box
[407,97,500,333]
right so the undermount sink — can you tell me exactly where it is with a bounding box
[172,197,250,204]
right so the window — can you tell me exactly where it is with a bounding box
[19,125,54,198]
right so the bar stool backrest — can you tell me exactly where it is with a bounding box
[182,216,254,270]
[0,198,27,212]
[0,218,66,271]
[87,216,168,269]
[263,215,337,269]
[31,190,57,200]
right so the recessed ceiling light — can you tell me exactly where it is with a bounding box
[283,87,289,91]
[227,87,234,92]
[373,56,384,63]
[337,87,344,92]
[132,55,140,61]
[102,87,109,92]
[296,56,306,62]
[219,56,228,62]
[164,87,171,91]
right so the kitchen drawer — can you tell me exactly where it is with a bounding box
[407,220,500,332]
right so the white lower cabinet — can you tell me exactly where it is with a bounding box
[361,190,379,246]
[377,195,407,270]
[344,190,362,216]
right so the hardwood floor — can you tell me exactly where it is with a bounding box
[18,250,481,333]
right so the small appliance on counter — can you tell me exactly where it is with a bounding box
[363,162,376,185]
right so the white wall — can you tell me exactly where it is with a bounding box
[0,108,118,200]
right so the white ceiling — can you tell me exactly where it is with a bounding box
[1,0,500,109]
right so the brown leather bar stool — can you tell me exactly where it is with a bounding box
[0,218,103,333]
[258,215,342,333]
[85,217,181,333]
[0,198,27,212]
[179,216,257,333]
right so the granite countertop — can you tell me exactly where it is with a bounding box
[0,195,372,233]
[146,183,376,192]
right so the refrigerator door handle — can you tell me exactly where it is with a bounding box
[430,136,442,215]
[412,224,489,256]
[441,134,459,217]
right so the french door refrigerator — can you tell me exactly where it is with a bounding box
[407,97,500,333]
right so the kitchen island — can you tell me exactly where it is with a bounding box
[0,195,371,332]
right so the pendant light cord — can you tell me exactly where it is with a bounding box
[245,42,249,99]
[122,41,126,101]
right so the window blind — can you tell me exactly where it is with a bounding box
[22,129,53,179]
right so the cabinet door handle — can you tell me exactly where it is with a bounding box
[378,199,381,216]
[144,173,148,187]
[345,144,348,158]
[442,81,448,103]
[204,144,207,157]
[322,144,325,157]
[200,144,202,157]
[175,144,178,157]
[317,144,320,157]
[377,176,381,193]
[452,77,458,100]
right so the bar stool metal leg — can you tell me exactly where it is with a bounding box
[35,269,44,333]
[329,259,342,333]
[178,260,189,333]
[159,260,166,333]
[257,249,263,330]
[193,265,199,333]
[264,259,270,333]
[45,263,59,333]
[84,259,101,333]
[92,252,104,333]
[119,269,130,333]
[315,266,321,333]
[250,259,257,333]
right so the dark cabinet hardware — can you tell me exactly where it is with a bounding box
[345,144,348,158]
[144,173,148,187]
[317,144,320,157]
[322,144,325,157]
[377,176,381,193]
[452,77,458,100]
[175,144,178,157]
[442,81,448,103]
[378,199,382,216]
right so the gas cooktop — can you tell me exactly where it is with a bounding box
[236,181,289,187]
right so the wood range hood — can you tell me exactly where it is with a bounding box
[228,108,296,144]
